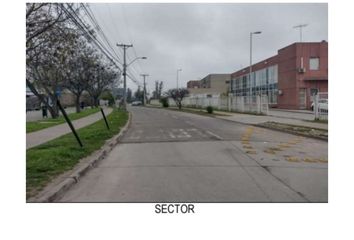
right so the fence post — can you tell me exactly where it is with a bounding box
[314,94,319,120]
[256,95,261,114]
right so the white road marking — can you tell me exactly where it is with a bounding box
[179,129,191,138]
[168,132,176,138]
[206,130,223,140]
[186,128,207,137]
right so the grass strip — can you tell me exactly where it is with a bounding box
[26,109,128,199]
[26,108,101,133]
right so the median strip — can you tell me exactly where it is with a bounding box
[26,109,129,200]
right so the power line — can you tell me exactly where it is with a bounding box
[60,3,122,72]
[82,4,123,64]
[120,5,144,75]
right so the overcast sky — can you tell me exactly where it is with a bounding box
[89,3,327,94]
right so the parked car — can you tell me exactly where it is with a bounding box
[26,96,41,112]
[311,99,328,112]
[131,101,143,106]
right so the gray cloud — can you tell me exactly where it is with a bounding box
[90,3,327,93]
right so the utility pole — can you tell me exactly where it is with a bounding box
[116,43,133,110]
[293,24,308,42]
[176,69,182,90]
[140,74,149,105]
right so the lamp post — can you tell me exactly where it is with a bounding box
[249,31,261,98]
[176,69,182,90]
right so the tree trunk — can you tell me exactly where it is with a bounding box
[48,105,59,118]
[26,78,59,118]
[75,94,81,113]
[48,96,59,118]
[92,96,99,108]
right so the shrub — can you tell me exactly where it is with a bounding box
[160,97,169,108]
[206,106,213,114]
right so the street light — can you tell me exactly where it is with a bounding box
[127,56,147,67]
[116,43,147,110]
[177,69,182,90]
[249,31,262,99]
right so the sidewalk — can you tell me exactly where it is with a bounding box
[214,111,327,130]
[26,108,113,149]
[149,105,327,130]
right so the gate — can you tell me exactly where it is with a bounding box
[313,92,328,120]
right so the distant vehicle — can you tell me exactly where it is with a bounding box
[26,96,41,112]
[311,99,328,112]
[131,101,143,106]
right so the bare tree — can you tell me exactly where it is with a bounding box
[26,22,79,118]
[26,3,74,55]
[64,39,98,113]
[86,62,117,107]
[166,88,189,110]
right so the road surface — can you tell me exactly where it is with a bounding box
[58,106,328,202]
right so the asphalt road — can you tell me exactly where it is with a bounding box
[59,106,328,202]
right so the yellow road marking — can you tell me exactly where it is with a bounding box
[245,150,257,154]
[264,149,276,154]
[302,158,318,163]
[243,145,253,149]
[285,156,300,162]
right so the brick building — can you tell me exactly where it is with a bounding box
[230,41,328,109]
[187,80,201,89]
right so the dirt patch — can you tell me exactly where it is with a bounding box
[257,121,328,141]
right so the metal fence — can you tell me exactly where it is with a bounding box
[313,92,328,120]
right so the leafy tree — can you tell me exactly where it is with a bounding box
[166,88,189,110]
[100,90,115,106]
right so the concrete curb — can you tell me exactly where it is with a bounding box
[28,111,132,203]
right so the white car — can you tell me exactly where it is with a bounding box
[131,101,142,106]
[311,99,328,112]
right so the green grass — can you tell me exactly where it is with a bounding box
[305,119,328,124]
[26,108,101,133]
[26,109,128,199]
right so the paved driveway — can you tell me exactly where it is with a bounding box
[58,106,328,202]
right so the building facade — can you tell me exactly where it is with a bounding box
[187,80,201,89]
[230,41,328,109]
[187,74,230,96]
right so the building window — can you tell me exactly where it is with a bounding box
[309,57,320,70]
